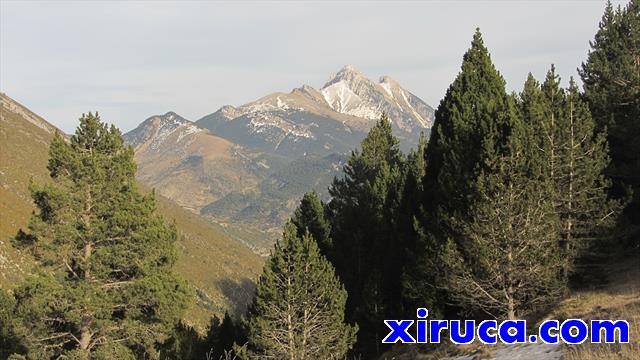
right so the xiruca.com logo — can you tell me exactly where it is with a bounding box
[382,309,630,345]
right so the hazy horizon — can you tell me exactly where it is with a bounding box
[1,0,623,133]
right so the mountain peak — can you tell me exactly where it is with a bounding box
[339,64,362,74]
[124,111,200,149]
[318,67,434,130]
[159,111,190,124]
[323,65,368,89]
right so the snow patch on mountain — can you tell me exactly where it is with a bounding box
[321,80,382,120]
[319,66,434,131]
[246,113,315,142]
[176,123,203,143]
[124,112,203,151]
[379,80,393,97]
[145,113,201,149]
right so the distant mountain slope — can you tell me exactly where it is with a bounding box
[125,66,432,249]
[123,112,275,212]
[202,153,346,231]
[125,111,349,252]
[198,107,363,157]
[0,93,262,329]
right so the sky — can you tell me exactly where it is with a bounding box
[0,0,625,133]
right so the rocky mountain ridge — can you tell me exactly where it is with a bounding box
[124,66,434,251]
[195,65,433,155]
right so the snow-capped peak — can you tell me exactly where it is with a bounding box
[319,66,434,130]
[323,64,368,89]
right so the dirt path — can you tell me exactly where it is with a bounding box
[447,343,562,360]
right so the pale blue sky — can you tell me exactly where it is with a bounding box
[0,0,623,133]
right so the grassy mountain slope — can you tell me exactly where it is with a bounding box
[0,93,55,286]
[152,189,262,328]
[0,93,263,329]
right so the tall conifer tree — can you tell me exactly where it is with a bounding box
[11,114,189,359]
[327,115,404,356]
[422,29,514,222]
[521,68,620,282]
[291,191,332,255]
[397,132,427,256]
[246,222,356,360]
[406,30,516,316]
[580,0,640,244]
[441,122,563,320]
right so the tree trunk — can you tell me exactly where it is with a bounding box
[84,242,92,279]
[77,326,92,359]
[287,274,295,360]
[507,289,516,320]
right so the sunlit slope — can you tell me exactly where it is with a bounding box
[0,93,55,286]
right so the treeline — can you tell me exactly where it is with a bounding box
[1,1,637,359]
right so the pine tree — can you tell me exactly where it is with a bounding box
[521,68,620,282]
[397,133,434,315]
[442,125,563,320]
[200,312,243,359]
[327,115,404,356]
[422,29,514,222]
[580,0,640,244]
[407,30,516,317]
[246,222,356,360]
[0,290,27,358]
[397,132,427,256]
[11,113,190,359]
[291,191,331,255]
[159,322,204,360]
[557,79,619,279]
[519,73,549,179]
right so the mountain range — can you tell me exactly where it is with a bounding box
[124,66,434,250]
[195,65,433,155]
